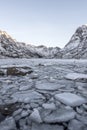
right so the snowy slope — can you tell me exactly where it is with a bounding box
[1,25,87,59]
[0,30,62,58]
[63,25,87,59]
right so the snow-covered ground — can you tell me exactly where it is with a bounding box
[0,59,87,130]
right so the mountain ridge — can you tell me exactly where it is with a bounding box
[0,30,62,58]
[0,24,87,59]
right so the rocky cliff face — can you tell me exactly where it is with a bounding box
[63,25,87,59]
[0,30,62,58]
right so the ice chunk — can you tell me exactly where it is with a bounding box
[65,73,87,81]
[68,119,86,130]
[43,108,76,123]
[0,117,16,130]
[55,92,86,107]
[36,82,59,91]
[11,90,45,103]
[42,103,56,110]
[29,109,42,123]
[32,123,64,130]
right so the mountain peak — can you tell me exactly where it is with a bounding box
[83,24,87,26]
[0,30,12,39]
[63,24,87,59]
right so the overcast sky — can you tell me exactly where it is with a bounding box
[0,0,87,48]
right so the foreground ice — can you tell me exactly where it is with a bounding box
[43,108,76,123]
[11,90,45,103]
[32,123,64,130]
[55,92,86,107]
[36,81,59,90]
[65,73,87,81]
[0,59,87,130]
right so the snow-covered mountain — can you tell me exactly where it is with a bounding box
[63,25,87,59]
[1,25,87,59]
[0,30,62,58]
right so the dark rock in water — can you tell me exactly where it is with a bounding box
[0,103,21,116]
[7,67,33,76]
[0,70,5,76]
[0,113,5,122]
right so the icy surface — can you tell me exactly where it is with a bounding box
[42,103,56,110]
[55,92,87,106]
[0,59,87,130]
[68,119,87,130]
[32,123,64,130]
[11,90,45,103]
[36,82,59,90]
[43,108,76,123]
[65,73,87,80]
[29,108,42,123]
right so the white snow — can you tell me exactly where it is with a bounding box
[65,40,80,50]
[0,43,5,51]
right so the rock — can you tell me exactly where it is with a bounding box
[0,113,5,122]
[55,92,86,107]
[7,67,33,76]
[31,123,64,130]
[43,108,76,123]
[0,117,16,130]
[68,119,87,130]
[29,108,42,123]
[0,70,5,76]
[42,103,56,110]
[0,103,20,116]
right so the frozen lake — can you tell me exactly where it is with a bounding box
[0,58,87,130]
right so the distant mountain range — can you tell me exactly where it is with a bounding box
[0,25,87,59]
